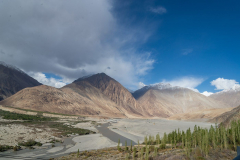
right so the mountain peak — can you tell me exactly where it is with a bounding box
[74,72,113,83]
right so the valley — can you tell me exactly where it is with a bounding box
[0,108,222,159]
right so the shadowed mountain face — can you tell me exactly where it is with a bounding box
[0,62,42,101]
[133,84,230,118]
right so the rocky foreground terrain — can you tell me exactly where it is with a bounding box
[55,145,236,160]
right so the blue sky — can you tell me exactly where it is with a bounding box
[111,0,240,94]
[0,0,239,94]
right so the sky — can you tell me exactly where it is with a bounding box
[0,0,240,95]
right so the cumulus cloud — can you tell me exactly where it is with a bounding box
[30,72,67,88]
[150,6,167,14]
[162,76,205,92]
[201,91,213,97]
[211,78,240,90]
[0,0,155,89]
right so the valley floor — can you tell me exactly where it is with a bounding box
[0,113,234,160]
[107,119,215,144]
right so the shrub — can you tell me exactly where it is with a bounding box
[133,147,136,158]
[159,144,166,149]
[149,145,155,152]
[0,145,13,152]
[18,139,42,147]
[13,146,21,151]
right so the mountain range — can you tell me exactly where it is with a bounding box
[0,62,240,123]
[132,83,229,117]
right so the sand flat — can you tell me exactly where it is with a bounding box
[108,119,214,143]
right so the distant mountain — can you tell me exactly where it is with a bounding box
[210,86,240,108]
[73,73,145,118]
[133,83,230,117]
[0,62,42,101]
[133,83,180,99]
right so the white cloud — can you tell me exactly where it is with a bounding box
[0,1,155,90]
[211,78,240,90]
[162,76,205,92]
[138,82,146,89]
[201,91,213,97]
[30,72,67,88]
[150,6,167,14]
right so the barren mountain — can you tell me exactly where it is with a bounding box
[0,73,146,118]
[210,86,240,108]
[0,67,233,119]
[133,83,230,118]
[210,105,240,127]
[0,85,125,118]
[0,62,42,101]
[72,73,145,118]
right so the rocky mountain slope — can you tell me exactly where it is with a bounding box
[71,73,145,117]
[133,83,230,117]
[0,61,234,119]
[0,73,146,118]
[0,62,42,101]
[210,86,240,108]
[0,85,126,118]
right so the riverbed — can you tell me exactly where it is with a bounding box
[0,119,214,159]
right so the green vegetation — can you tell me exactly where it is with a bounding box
[130,140,132,151]
[48,139,61,143]
[48,122,94,136]
[0,109,94,136]
[0,109,57,121]
[0,145,21,152]
[0,145,13,152]
[117,139,121,151]
[18,139,42,147]
[96,121,237,159]
[4,106,80,117]
[77,149,80,157]
[140,120,240,158]
[133,147,136,159]
[125,140,128,151]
